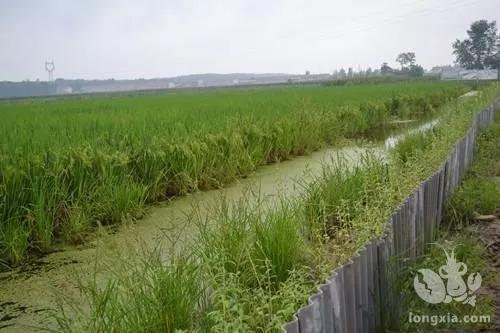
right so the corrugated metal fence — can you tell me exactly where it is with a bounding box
[282,98,500,333]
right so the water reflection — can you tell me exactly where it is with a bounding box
[384,119,439,150]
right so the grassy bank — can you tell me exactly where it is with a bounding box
[0,82,465,263]
[396,116,500,332]
[444,120,500,228]
[54,84,500,332]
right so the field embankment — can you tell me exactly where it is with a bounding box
[0,82,465,264]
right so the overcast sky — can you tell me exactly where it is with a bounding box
[1,0,499,81]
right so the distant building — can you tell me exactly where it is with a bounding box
[428,65,456,75]
[56,85,73,94]
[441,68,498,80]
[289,73,331,83]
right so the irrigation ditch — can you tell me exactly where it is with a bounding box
[281,98,499,332]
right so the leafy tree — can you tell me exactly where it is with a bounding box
[396,52,416,69]
[380,62,393,75]
[485,53,500,80]
[453,20,500,70]
[347,67,353,79]
[395,52,424,77]
[408,64,424,77]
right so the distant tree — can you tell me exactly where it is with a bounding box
[366,67,373,76]
[453,20,500,70]
[408,64,424,77]
[380,62,393,75]
[339,68,347,79]
[453,39,476,69]
[394,52,424,77]
[485,54,500,80]
[396,52,416,69]
[347,67,354,79]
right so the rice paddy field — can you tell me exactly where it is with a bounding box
[0,81,468,264]
[3,80,500,333]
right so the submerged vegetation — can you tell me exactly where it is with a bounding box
[53,83,500,332]
[0,81,465,263]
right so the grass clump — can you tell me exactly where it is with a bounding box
[392,127,442,165]
[304,155,387,240]
[56,248,206,333]
[197,197,311,290]
[253,208,305,285]
[195,196,326,332]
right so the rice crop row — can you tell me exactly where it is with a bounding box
[0,82,465,263]
[55,83,500,332]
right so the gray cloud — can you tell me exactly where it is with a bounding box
[1,0,499,81]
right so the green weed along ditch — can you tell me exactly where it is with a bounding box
[395,118,500,332]
[0,82,465,263]
[444,120,500,227]
[56,84,500,332]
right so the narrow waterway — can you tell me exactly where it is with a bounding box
[0,119,436,332]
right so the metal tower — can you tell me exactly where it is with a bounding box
[45,61,55,81]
